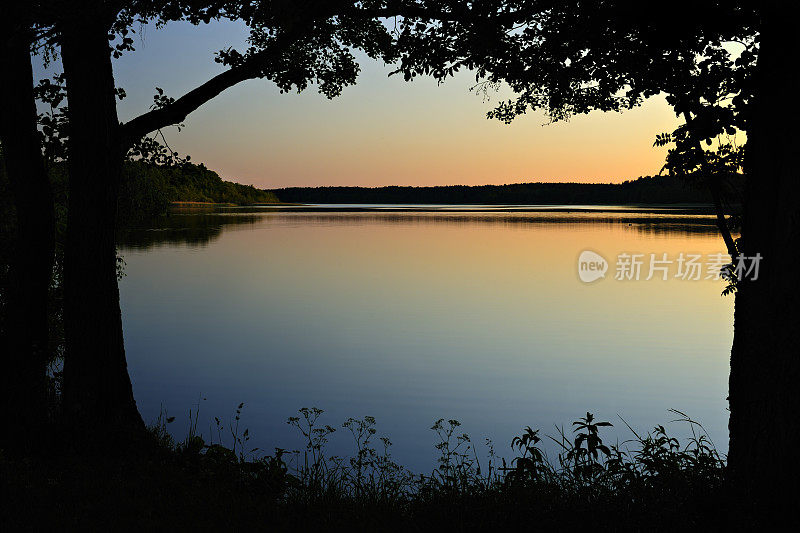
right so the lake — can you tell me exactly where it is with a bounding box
[118,206,733,471]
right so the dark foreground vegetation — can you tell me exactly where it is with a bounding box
[274,175,741,206]
[1,406,740,531]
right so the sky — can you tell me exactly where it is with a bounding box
[44,20,683,189]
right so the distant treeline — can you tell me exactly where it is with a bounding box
[274,175,736,205]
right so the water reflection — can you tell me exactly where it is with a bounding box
[118,207,723,251]
[118,206,733,472]
[118,214,263,250]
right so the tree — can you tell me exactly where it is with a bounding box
[57,3,147,440]
[52,0,392,440]
[399,0,754,249]
[0,2,56,454]
[727,3,799,517]
[42,1,529,444]
[396,0,800,517]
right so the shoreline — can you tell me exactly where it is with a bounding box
[170,201,735,216]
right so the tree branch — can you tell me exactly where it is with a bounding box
[345,2,528,26]
[119,31,298,147]
[709,178,739,258]
[120,2,527,147]
[682,110,738,259]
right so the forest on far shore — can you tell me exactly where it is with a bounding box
[116,161,280,220]
[1,157,736,229]
[0,157,280,229]
[273,174,742,206]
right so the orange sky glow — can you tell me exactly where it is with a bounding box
[105,22,682,189]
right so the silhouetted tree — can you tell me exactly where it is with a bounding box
[398,0,754,250]
[41,1,529,444]
[0,3,56,454]
[727,4,799,519]
[49,0,397,442]
[395,0,798,518]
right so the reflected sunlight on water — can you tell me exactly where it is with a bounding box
[119,206,733,471]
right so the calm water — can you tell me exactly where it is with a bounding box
[119,206,733,471]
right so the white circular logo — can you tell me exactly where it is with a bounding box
[578,250,608,283]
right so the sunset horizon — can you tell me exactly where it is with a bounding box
[6,1,789,528]
[35,20,681,189]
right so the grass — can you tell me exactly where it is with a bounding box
[1,403,746,531]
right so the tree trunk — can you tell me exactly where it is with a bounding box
[0,13,55,454]
[60,15,144,444]
[727,2,800,521]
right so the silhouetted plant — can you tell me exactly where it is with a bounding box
[109,405,728,530]
[505,426,549,486]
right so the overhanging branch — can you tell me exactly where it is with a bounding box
[120,2,528,148]
[119,36,295,147]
